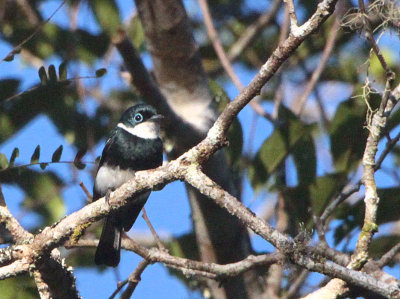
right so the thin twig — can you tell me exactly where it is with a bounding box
[2,75,100,104]
[79,182,92,203]
[283,269,309,299]
[197,0,274,122]
[296,19,339,115]
[320,182,362,223]
[0,160,95,173]
[120,259,151,299]
[68,238,283,280]
[358,0,394,80]
[109,279,128,299]
[227,0,281,61]
[0,0,67,64]
[375,242,400,268]
[285,0,299,32]
[141,208,166,251]
[375,130,400,170]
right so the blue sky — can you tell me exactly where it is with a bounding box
[1,0,400,298]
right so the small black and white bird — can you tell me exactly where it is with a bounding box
[93,104,163,267]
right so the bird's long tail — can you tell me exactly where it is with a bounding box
[95,214,121,267]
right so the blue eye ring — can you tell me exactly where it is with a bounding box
[134,113,143,123]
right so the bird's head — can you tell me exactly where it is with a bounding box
[117,104,163,139]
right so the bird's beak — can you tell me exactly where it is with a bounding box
[149,114,164,122]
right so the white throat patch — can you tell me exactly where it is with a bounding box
[117,122,160,139]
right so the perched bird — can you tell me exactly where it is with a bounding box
[93,103,163,267]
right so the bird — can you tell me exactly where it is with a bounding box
[93,103,163,267]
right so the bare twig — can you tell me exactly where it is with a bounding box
[264,194,287,297]
[358,0,395,80]
[296,19,339,115]
[0,160,96,173]
[283,269,309,299]
[197,0,274,122]
[375,242,400,268]
[79,182,92,203]
[0,0,67,64]
[68,238,282,280]
[141,208,166,251]
[320,181,362,223]
[375,130,400,170]
[227,0,281,61]
[0,206,33,244]
[285,0,299,32]
[120,259,151,299]
[0,260,30,280]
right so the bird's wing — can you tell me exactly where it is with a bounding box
[93,128,118,201]
[98,128,118,167]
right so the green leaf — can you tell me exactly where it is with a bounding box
[40,163,48,170]
[4,53,14,62]
[48,65,57,83]
[370,236,400,260]
[334,187,400,244]
[0,168,64,226]
[74,149,87,170]
[21,174,65,225]
[309,173,347,215]
[0,153,9,169]
[292,133,316,186]
[249,106,314,190]
[95,68,107,78]
[38,66,48,85]
[329,95,379,173]
[0,276,38,298]
[128,15,145,49]
[58,62,67,81]
[31,145,41,164]
[282,186,310,236]
[88,0,121,35]
[74,162,86,170]
[9,148,19,167]
[52,145,63,163]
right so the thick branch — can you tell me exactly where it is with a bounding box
[0,201,33,244]
[68,238,282,280]
[0,260,29,280]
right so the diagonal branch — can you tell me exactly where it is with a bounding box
[120,259,150,299]
[295,19,339,115]
[227,0,281,61]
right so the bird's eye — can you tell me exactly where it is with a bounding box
[134,113,143,123]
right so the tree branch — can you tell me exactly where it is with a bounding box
[227,0,281,61]
[120,259,150,299]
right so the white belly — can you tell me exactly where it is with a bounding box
[95,164,135,196]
